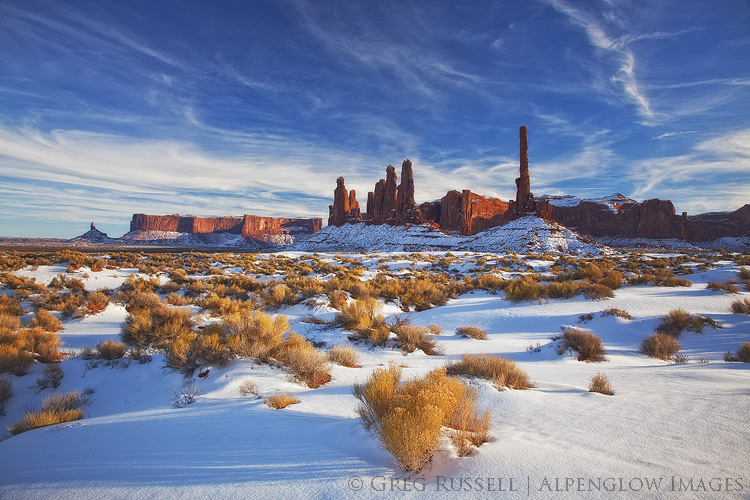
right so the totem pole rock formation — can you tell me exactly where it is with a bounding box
[515,125,532,213]
[327,177,350,227]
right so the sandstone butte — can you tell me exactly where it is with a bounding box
[327,126,750,242]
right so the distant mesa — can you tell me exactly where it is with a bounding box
[68,222,114,244]
[325,126,749,243]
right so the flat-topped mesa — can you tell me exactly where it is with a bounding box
[129,214,322,242]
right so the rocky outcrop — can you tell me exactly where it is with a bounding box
[546,198,686,239]
[68,222,114,244]
[438,190,509,236]
[130,214,322,242]
[687,204,750,241]
[349,190,361,221]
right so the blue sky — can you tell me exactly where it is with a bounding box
[1,0,749,238]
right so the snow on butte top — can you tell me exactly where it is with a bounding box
[541,193,637,212]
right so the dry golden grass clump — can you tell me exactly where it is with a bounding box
[327,344,360,367]
[8,390,88,435]
[353,365,490,471]
[601,308,632,320]
[545,280,580,299]
[326,289,348,310]
[556,327,607,362]
[456,325,487,340]
[640,333,682,360]
[334,298,390,346]
[446,354,531,390]
[655,308,721,337]
[273,333,331,388]
[265,393,300,409]
[730,298,750,315]
[96,339,127,360]
[392,321,444,355]
[589,373,614,395]
[0,295,25,317]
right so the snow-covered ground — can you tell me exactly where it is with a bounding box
[1,252,748,499]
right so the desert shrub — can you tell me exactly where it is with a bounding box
[655,309,720,336]
[730,298,750,315]
[35,363,64,391]
[581,282,614,301]
[334,298,389,345]
[428,324,443,335]
[577,313,593,323]
[707,281,739,294]
[0,377,12,415]
[589,373,614,395]
[18,327,61,362]
[0,312,21,335]
[261,284,297,309]
[192,332,231,366]
[169,381,202,408]
[504,275,544,302]
[473,273,506,294]
[557,327,607,362]
[446,354,531,390]
[79,345,97,360]
[84,291,110,315]
[400,278,448,311]
[601,308,632,320]
[8,389,88,435]
[121,304,195,351]
[672,353,689,363]
[600,271,623,290]
[727,342,750,363]
[546,280,579,299]
[0,343,35,375]
[27,309,63,332]
[327,344,360,367]
[265,393,299,409]
[456,325,487,340]
[326,289,348,310]
[392,321,444,355]
[166,293,192,306]
[119,290,162,313]
[640,333,681,360]
[352,365,490,471]
[223,311,288,362]
[198,294,246,316]
[96,339,127,360]
[0,295,25,317]
[166,331,198,369]
[447,384,491,456]
[273,333,331,388]
[238,379,260,398]
[739,267,750,280]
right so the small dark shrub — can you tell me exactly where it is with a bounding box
[0,376,12,415]
[35,363,64,391]
[601,308,632,320]
[730,298,750,315]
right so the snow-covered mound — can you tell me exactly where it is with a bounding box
[459,216,607,255]
[292,223,463,252]
[294,217,608,255]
